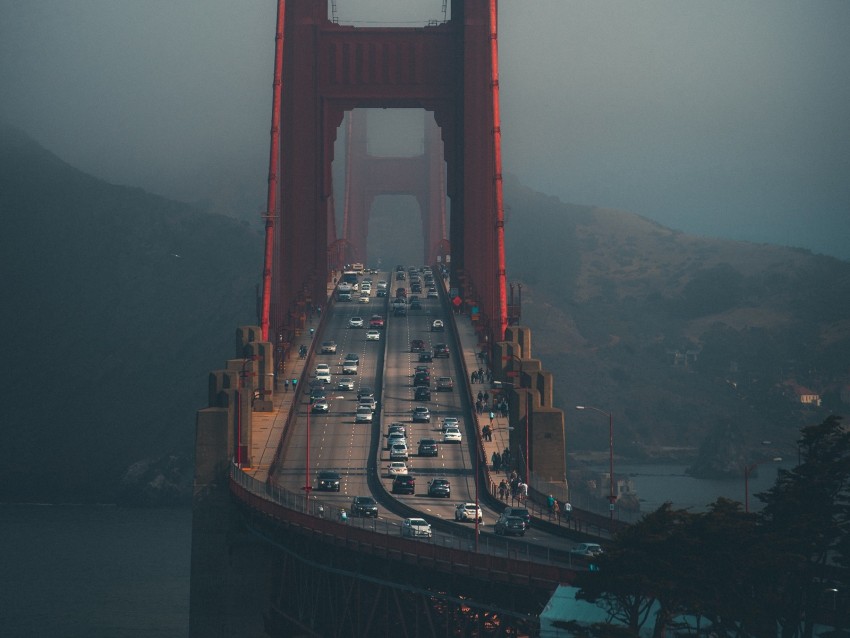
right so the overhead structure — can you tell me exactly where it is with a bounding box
[267,0,508,344]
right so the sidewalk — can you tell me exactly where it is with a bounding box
[246,289,332,483]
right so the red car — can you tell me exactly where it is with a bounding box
[369,315,385,328]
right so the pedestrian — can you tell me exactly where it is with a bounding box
[553,499,560,521]
[483,391,489,404]
[489,411,495,426]
[471,371,477,384]
[519,481,528,501]
[491,450,498,468]
[478,367,484,380]
[563,501,572,521]
[494,452,501,472]
[498,479,508,500]
[284,379,289,392]
[292,378,298,390]
[547,494,555,518]
[477,391,483,403]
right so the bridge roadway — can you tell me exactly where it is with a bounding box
[241,268,593,566]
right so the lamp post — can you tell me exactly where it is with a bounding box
[303,402,312,497]
[237,356,258,467]
[501,352,529,482]
[575,405,615,527]
[743,457,781,513]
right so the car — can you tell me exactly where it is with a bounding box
[392,475,416,495]
[337,291,352,301]
[443,427,462,443]
[358,293,370,303]
[314,364,331,383]
[418,438,438,457]
[348,316,364,328]
[410,339,425,353]
[502,506,531,529]
[386,462,408,477]
[342,360,358,374]
[369,315,385,328]
[436,376,454,391]
[351,496,378,517]
[431,319,444,332]
[356,386,374,401]
[336,377,354,391]
[316,470,341,492]
[355,406,373,423]
[415,365,431,374]
[376,289,387,297]
[312,398,330,413]
[494,515,526,537]
[427,478,451,498]
[389,443,409,461]
[411,283,422,294]
[433,343,449,358]
[440,417,459,431]
[387,423,406,437]
[409,298,422,310]
[401,517,432,539]
[570,543,604,557]
[414,386,431,401]
[365,329,381,341]
[358,396,376,411]
[344,353,360,364]
[377,280,388,290]
[320,340,337,354]
[454,502,483,523]
[427,287,439,298]
[396,271,406,280]
[309,387,327,403]
[396,287,407,298]
[387,433,407,449]
[412,406,431,423]
[413,372,430,387]
[393,305,407,317]
[418,351,433,362]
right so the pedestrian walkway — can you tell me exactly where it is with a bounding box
[450,313,514,503]
[246,286,332,484]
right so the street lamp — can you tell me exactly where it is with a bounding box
[501,352,529,482]
[743,457,781,513]
[575,405,615,527]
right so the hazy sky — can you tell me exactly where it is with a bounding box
[2,1,848,259]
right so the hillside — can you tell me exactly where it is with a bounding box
[504,175,850,472]
[0,124,263,503]
[2,124,848,502]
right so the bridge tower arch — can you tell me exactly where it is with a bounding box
[271,0,508,343]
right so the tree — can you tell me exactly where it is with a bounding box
[757,415,850,637]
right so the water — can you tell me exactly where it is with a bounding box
[0,504,191,638]
[607,462,794,514]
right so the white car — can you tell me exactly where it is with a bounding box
[570,543,604,557]
[387,462,408,476]
[365,330,381,341]
[358,293,370,303]
[387,433,407,450]
[342,360,359,375]
[389,443,409,461]
[443,427,462,443]
[355,406,373,423]
[336,378,354,391]
[431,319,444,331]
[358,397,377,411]
[349,316,364,328]
[315,364,331,383]
[401,517,432,539]
[454,502,483,523]
[441,417,459,431]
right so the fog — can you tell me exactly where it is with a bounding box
[2,0,848,259]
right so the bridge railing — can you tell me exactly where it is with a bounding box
[230,464,588,573]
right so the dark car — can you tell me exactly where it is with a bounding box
[418,351,433,363]
[433,343,449,358]
[413,372,430,387]
[503,506,531,529]
[411,283,422,293]
[391,475,416,495]
[351,496,378,517]
[427,478,451,498]
[418,438,438,457]
[494,515,526,537]
[393,305,407,317]
[409,298,422,310]
[357,386,374,401]
[412,406,431,423]
[396,287,407,297]
[316,470,341,492]
[410,339,425,353]
[414,386,431,401]
[309,387,327,403]
[436,376,454,392]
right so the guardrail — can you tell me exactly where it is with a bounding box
[230,464,588,580]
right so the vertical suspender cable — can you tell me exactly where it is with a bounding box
[489,0,508,341]
[261,0,286,342]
